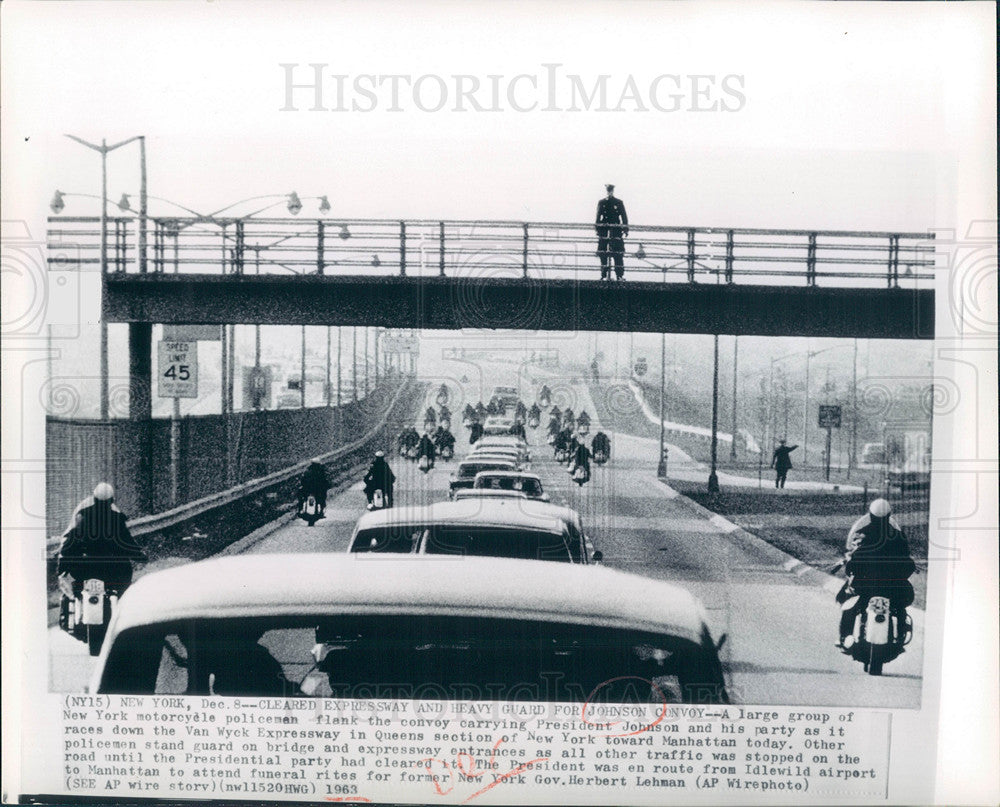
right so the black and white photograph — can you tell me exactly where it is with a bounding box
[2,2,996,805]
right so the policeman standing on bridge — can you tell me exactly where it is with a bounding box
[596,184,629,280]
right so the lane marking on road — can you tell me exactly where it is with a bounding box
[709,514,740,533]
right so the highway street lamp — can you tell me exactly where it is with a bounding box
[708,334,720,493]
[658,332,667,478]
[767,350,804,452]
[63,134,147,419]
[730,336,739,462]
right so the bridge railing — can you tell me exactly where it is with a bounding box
[48,217,935,288]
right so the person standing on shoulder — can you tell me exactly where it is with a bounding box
[596,183,629,280]
[770,439,798,489]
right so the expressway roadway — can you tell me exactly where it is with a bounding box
[49,364,923,708]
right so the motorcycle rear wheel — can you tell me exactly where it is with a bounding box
[87,623,106,657]
[867,644,884,676]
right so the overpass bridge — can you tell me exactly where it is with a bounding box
[50,216,935,339]
[44,216,935,537]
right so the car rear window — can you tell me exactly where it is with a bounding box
[348,527,422,553]
[475,476,542,497]
[98,615,728,703]
[421,526,572,563]
[458,462,511,478]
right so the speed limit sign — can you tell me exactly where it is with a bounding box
[158,340,198,398]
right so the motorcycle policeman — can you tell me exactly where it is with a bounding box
[836,498,916,651]
[570,436,593,485]
[592,430,611,459]
[56,482,146,601]
[299,461,330,515]
[416,430,437,469]
[363,450,396,508]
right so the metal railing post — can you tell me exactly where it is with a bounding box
[725,229,734,284]
[439,221,446,277]
[807,232,817,286]
[888,234,899,288]
[522,223,529,278]
[235,220,245,275]
[317,220,325,275]
[687,228,696,282]
[153,221,162,273]
[399,221,407,276]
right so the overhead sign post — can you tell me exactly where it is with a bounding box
[818,405,842,481]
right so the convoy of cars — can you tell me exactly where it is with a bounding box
[90,385,729,703]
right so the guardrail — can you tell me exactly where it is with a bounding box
[48,381,419,560]
[130,379,414,539]
[48,217,935,289]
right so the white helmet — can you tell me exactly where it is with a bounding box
[868,498,891,518]
[93,482,114,501]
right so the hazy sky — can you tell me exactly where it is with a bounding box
[3,1,989,415]
[5,2,992,236]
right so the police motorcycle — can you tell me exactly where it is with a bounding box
[299,495,323,527]
[438,404,452,432]
[834,566,914,676]
[462,403,476,429]
[592,432,611,465]
[831,504,916,676]
[436,383,449,407]
[546,414,561,447]
[528,403,541,430]
[59,574,120,656]
[434,427,456,461]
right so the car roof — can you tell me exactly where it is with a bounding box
[353,497,566,532]
[474,470,542,482]
[106,554,709,643]
[457,458,517,469]
[454,488,529,500]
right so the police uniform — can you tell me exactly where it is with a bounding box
[595,187,629,279]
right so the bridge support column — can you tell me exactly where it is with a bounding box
[128,322,153,513]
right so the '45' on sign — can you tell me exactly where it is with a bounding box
[158,340,198,398]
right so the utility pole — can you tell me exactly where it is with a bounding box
[730,336,738,461]
[708,334,720,492]
[849,338,858,478]
[300,326,307,409]
[657,332,667,477]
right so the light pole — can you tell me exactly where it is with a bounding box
[352,327,358,402]
[64,134,147,419]
[730,336,738,461]
[708,334,720,492]
[849,338,859,478]
[326,328,332,406]
[657,332,667,477]
[337,326,343,408]
[767,351,799,450]
[300,326,307,408]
